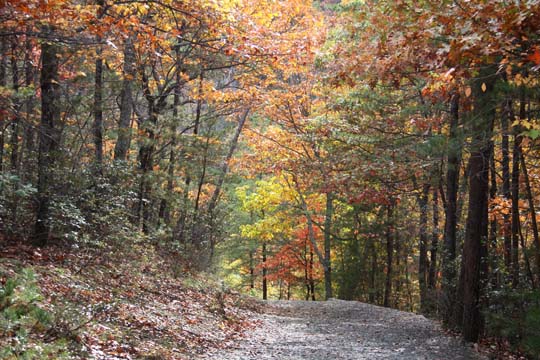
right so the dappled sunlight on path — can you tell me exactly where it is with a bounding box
[202,299,484,360]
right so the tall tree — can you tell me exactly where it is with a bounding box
[114,36,135,162]
[92,0,104,173]
[442,93,461,324]
[511,97,523,287]
[457,70,496,342]
[384,202,393,307]
[33,29,61,247]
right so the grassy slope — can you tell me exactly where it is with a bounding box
[0,242,260,359]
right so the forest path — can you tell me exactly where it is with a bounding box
[202,299,484,360]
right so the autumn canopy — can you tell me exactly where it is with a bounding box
[1,0,540,356]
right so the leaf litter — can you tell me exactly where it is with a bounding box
[0,243,261,359]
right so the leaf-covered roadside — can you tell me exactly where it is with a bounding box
[0,243,261,359]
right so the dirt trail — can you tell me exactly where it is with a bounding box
[203,299,484,360]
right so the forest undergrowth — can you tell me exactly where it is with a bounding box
[0,239,260,359]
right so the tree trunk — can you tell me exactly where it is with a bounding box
[511,150,521,285]
[10,40,20,172]
[174,175,191,245]
[93,57,103,170]
[293,177,332,300]
[419,183,430,311]
[206,109,249,258]
[442,93,461,324]
[0,38,7,172]
[323,191,334,300]
[502,99,512,269]
[191,135,210,244]
[429,187,439,289]
[458,72,494,342]
[188,75,206,245]
[137,68,157,234]
[249,249,255,290]
[93,0,104,172]
[158,59,180,226]
[22,35,36,178]
[458,137,491,342]
[518,221,535,288]
[384,202,393,307]
[304,238,310,300]
[7,40,21,238]
[114,36,135,161]
[137,128,155,234]
[521,152,540,281]
[310,249,315,300]
[395,231,402,300]
[369,236,377,303]
[0,125,4,173]
[287,283,291,300]
[489,142,499,288]
[158,139,175,225]
[207,109,250,216]
[511,98,524,287]
[33,31,60,247]
[262,241,268,300]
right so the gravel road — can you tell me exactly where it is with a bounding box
[203,299,484,360]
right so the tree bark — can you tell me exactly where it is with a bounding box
[136,69,157,234]
[7,40,21,237]
[114,36,135,161]
[0,38,7,172]
[419,183,430,311]
[249,248,255,290]
[395,230,402,299]
[93,56,104,170]
[384,202,393,307]
[457,72,495,342]
[188,73,206,245]
[511,97,524,287]
[442,93,461,324]
[511,148,521,285]
[518,221,535,288]
[489,141,498,288]
[33,31,61,247]
[191,135,210,244]
[158,139,175,225]
[10,39,20,172]
[207,109,250,216]
[304,237,310,300]
[93,0,104,172]
[369,236,377,303]
[206,109,249,258]
[502,99,512,269]
[292,178,332,301]
[309,248,315,300]
[458,136,491,342]
[21,35,36,178]
[323,191,334,300]
[0,125,4,173]
[158,56,181,226]
[429,187,439,289]
[174,175,191,245]
[262,241,268,300]
[521,152,540,281]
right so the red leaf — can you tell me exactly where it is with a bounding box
[527,48,540,65]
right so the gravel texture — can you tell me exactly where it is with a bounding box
[203,299,485,360]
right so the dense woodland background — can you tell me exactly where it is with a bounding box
[2,0,540,358]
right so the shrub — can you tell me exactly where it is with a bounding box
[0,174,37,240]
[485,287,540,358]
[0,268,71,359]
